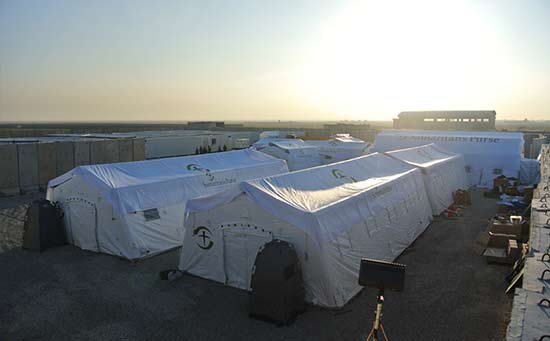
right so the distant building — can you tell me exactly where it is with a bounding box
[319,123,375,141]
[187,121,225,129]
[393,111,496,131]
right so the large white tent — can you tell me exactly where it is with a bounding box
[178,153,433,308]
[372,130,524,188]
[252,138,322,171]
[46,149,288,260]
[306,134,370,164]
[385,143,468,215]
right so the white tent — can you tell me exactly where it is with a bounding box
[46,149,288,260]
[252,138,322,171]
[385,144,468,215]
[306,134,370,164]
[178,153,433,308]
[372,130,524,188]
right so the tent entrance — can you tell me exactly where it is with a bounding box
[222,224,272,290]
[65,197,98,252]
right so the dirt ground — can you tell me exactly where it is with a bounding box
[0,189,512,340]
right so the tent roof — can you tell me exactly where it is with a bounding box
[243,152,413,213]
[306,137,369,150]
[386,143,461,168]
[253,138,316,150]
[188,153,420,245]
[49,149,288,214]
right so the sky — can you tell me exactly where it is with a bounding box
[0,0,549,122]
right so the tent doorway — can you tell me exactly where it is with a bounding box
[65,197,98,252]
[222,224,272,290]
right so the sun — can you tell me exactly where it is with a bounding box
[295,0,511,120]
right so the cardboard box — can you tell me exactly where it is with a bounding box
[453,189,471,206]
[483,237,521,264]
[488,218,527,240]
[493,177,508,191]
[474,231,516,255]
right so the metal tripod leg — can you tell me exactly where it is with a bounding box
[366,289,388,341]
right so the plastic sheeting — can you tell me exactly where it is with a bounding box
[180,153,433,307]
[252,138,322,171]
[385,144,468,215]
[306,134,370,164]
[372,130,524,188]
[519,158,541,185]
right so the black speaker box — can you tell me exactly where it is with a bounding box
[22,199,65,252]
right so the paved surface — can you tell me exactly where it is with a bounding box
[0,190,512,340]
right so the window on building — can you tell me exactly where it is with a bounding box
[211,138,217,145]
[436,118,446,122]
[483,118,489,122]
[423,118,434,122]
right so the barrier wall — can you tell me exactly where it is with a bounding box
[56,142,74,176]
[17,144,39,193]
[74,141,91,166]
[133,138,146,161]
[0,144,19,196]
[118,139,133,162]
[38,143,57,190]
[90,140,119,164]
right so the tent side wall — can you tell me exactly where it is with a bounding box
[50,176,187,260]
[179,194,336,306]
[385,151,468,215]
[180,168,433,308]
[49,176,138,259]
[372,131,523,188]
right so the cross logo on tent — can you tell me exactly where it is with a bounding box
[193,226,214,250]
[331,169,358,183]
[187,163,215,182]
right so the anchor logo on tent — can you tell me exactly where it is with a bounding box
[331,169,358,183]
[193,226,214,250]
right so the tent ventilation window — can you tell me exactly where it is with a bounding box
[465,165,471,173]
[143,208,160,221]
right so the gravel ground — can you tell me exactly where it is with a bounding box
[0,205,28,253]
[0,189,512,340]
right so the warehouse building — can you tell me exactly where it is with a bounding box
[393,111,496,131]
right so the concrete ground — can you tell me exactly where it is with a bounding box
[0,190,512,340]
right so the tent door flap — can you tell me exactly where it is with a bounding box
[65,198,99,252]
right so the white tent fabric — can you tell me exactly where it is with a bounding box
[385,144,468,215]
[372,130,524,188]
[306,134,370,164]
[252,138,322,171]
[47,149,289,260]
[179,153,433,307]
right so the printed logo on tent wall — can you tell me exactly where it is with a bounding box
[331,169,358,183]
[193,226,213,250]
[186,163,237,187]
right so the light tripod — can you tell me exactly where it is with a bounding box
[366,288,389,341]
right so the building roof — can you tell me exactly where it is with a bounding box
[398,110,496,118]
